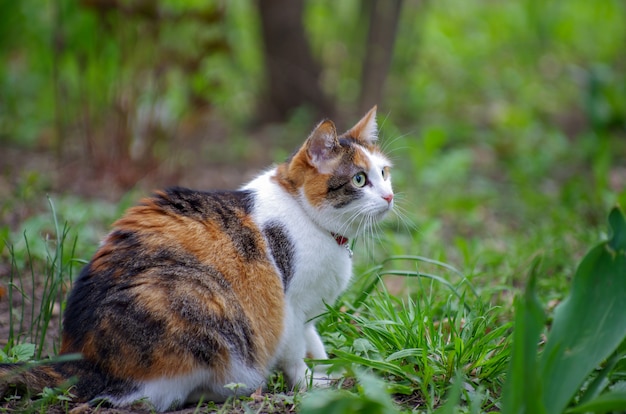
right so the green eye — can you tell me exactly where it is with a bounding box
[352,172,367,188]
[381,168,388,180]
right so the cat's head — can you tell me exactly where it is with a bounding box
[275,106,393,238]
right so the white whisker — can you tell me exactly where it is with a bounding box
[379,133,413,157]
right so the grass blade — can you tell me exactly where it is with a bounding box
[565,391,626,414]
[501,257,546,414]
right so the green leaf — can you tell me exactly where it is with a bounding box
[539,206,626,414]
[565,391,626,414]
[9,343,36,362]
[332,350,421,383]
[501,258,547,414]
[577,350,622,405]
[386,348,421,361]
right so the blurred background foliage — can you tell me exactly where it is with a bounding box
[1,0,625,295]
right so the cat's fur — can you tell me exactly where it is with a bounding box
[0,107,393,411]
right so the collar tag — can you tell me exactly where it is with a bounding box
[331,233,353,258]
[345,244,353,259]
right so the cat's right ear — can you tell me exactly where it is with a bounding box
[305,120,340,174]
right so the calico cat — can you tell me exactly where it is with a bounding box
[0,107,394,412]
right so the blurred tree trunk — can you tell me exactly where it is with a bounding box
[358,0,403,115]
[256,0,335,123]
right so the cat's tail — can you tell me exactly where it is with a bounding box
[0,362,68,397]
[0,357,94,400]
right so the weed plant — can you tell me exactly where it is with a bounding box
[315,257,511,412]
[3,198,79,359]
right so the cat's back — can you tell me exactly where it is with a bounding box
[60,187,285,407]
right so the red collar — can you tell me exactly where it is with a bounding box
[332,233,349,246]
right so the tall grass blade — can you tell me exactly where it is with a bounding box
[501,257,546,414]
[33,197,75,359]
[383,255,465,279]
[7,241,16,349]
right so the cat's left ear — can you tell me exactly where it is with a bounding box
[306,119,341,174]
[343,106,378,145]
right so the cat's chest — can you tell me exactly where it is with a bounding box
[285,232,352,316]
[296,235,352,283]
[246,174,353,311]
[257,211,351,312]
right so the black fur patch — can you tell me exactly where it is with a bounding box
[339,137,366,148]
[96,290,167,369]
[326,170,364,209]
[322,141,367,209]
[262,222,295,291]
[154,187,254,218]
[54,360,137,401]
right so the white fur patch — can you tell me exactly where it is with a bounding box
[101,361,265,411]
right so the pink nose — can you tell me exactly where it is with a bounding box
[382,194,394,204]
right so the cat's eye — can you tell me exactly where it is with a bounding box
[352,172,367,188]
[381,167,390,180]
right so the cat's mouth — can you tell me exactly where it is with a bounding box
[379,199,394,215]
[368,204,393,224]
[377,208,392,220]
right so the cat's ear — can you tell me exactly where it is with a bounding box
[344,106,378,145]
[306,119,340,174]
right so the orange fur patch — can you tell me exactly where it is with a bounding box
[276,141,374,208]
[117,197,282,374]
[350,145,373,170]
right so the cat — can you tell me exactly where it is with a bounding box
[0,107,394,412]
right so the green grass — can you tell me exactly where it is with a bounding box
[3,198,77,359]
[3,199,626,413]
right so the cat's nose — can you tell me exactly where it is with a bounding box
[382,194,394,204]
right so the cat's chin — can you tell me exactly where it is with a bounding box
[333,207,393,238]
[378,210,392,221]
[373,204,394,222]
